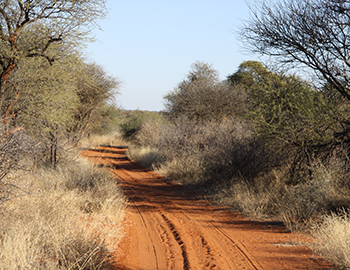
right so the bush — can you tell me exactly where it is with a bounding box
[278,181,329,230]
[0,124,36,204]
[135,116,350,230]
[136,117,280,187]
[128,146,164,169]
[119,110,165,140]
[119,111,144,139]
[211,179,275,220]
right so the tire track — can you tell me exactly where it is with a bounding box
[208,220,263,270]
[157,222,176,269]
[129,198,160,270]
[83,146,335,270]
[200,235,217,270]
[160,213,191,270]
[175,209,261,270]
[117,161,260,270]
[86,148,260,269]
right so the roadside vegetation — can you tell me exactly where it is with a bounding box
[74,0,350,267]
[0,155,125,269]
[125,60,350,268]
[0,1,125,269]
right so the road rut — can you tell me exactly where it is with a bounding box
[83,146,333,270]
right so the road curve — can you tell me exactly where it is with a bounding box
[83,146,333,270]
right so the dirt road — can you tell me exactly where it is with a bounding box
[83,146,333,270]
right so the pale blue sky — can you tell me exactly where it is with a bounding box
[86,1,256,111]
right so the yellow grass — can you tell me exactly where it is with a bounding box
[0,157,125,269]
[310,211,350,269]
[128,145,164,169]
[78,132,126,149]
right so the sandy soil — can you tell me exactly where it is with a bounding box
[83,146,334,270]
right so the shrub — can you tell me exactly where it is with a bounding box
[119,111,144,139]
[211,180,275,220]
[0,124,36,204]
[136,117,280,187]
[119,110,165,140]
[128,146,164,169]
[278,181,329,230]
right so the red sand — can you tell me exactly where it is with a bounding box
[83,146,333,270]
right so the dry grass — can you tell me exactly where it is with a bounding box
[0,157,125,269]
[211,181,272,220]
[310,211,350,269]
[136,118,276,186]
[78,132,126,149]
[128,145,164,169]
[209,165,339,231]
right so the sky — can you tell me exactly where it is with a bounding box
[86,1,257,111]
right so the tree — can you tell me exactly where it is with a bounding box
[9,55,80,167]
[229,61,342,181]
[241,0,350,101]
[0,0,106,127]
[164,61,246,122]
[7,54,120,167]
[69,62,121,142]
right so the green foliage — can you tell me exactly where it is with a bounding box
[241,0,350,101]
[0,0,107,118]
[94,104,123,134]
[13,57,79,136]
[230,62,333,147]
[0,1,111,168]
[119,111,144,139]
[69,62,121,140]
[164,61,246,122]
[8,56,80,166]
[5,53,120,166]
[228,61,345,181]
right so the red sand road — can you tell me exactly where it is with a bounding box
[83,146,334,270]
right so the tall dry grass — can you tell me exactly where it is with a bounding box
[0,157,125,269]
[310,211,350,269]
[78,131,126,149]
[128,145,164,169]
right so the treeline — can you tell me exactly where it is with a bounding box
[0,1,121,173]
[0,2,125,269]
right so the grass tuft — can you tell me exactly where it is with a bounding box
[128,145,164,169]
[310,211,350,269]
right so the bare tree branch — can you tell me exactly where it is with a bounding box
[242,0,350,100]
